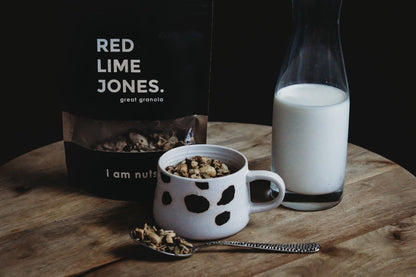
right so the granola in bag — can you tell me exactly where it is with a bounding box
[61,0,213,200]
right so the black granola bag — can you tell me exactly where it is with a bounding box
[60,0,213,201]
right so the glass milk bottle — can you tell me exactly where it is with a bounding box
[271,0,349,211]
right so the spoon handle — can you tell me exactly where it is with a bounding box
[196,241,320,254]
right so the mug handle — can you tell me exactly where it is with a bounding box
[246,170,285,214]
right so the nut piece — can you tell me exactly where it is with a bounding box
[177,163,189,178]
[199,156,211,166]
[199,165,217,177]
[134,228,145,240]
[129,132,149,147]
[165,233,174,244]
[147,232,163,245]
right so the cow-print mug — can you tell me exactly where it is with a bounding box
[153,144,285,240]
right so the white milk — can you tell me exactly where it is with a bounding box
[272,83,349,195]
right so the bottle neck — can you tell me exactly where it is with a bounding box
[290,0,343,58]
[292,0,342,25]
[276,0,348,92]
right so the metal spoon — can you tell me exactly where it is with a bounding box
[130,230,320,258]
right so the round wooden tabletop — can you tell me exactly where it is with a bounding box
[0,122,415,276]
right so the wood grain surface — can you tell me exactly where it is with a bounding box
[0,122,415,277]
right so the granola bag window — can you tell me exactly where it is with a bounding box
[60,0,213,200]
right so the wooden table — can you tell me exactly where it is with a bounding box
[1,122,415,276]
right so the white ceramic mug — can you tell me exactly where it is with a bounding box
[153,144,285,240]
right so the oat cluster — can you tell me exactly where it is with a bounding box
[166,156,231,179]
[95,130,194,153]
[133,224,193,255]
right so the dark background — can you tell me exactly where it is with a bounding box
[2,1,415,176]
